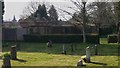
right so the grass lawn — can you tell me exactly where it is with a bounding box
[0,60,2,68]
[2,37,119,66]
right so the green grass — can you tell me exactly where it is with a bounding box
[0,60,2,67]
[9,52,118,66]
[11,52,80,66]
[2,37,119,66]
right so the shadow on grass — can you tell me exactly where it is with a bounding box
[12,59,27,62]
[90,61,107,66]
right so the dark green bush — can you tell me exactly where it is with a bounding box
[2,52,10,60]
[108,34,118,43]
[99,27,115,36]
[86,34,99,44]
[2,42,9,47]
[23,34,99,44]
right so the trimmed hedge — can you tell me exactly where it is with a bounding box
[108,34,118,43]
[99,27,114,36]
[23,34,99,44]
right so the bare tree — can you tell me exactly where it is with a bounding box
[82,1,87,43]
[87,0,117,35]
[114,1,120,43]
[20,2,40,20]
[118,1,120,43]
[58,0,88,43]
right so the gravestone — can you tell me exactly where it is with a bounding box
[86,46,91,63]
[62,44,66,55]
[3,54,11,68]
[10,46,17,60]
[77,59,83,66]
[47,40,52,47]
[95,45,98,55]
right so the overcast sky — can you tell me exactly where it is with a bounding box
[3,2,28,21]
[3,0,73,21]
[3,0,119,21]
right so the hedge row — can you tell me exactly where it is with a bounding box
[108,34,118,43]
[23,34,99,44]
[99,28,114,36]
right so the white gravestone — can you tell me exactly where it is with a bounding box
[77,60,83,66]
[86,46,91,63]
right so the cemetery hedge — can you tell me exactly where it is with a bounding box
[108,34,118,43]
[23,34,99,44]
[99,27,114,36]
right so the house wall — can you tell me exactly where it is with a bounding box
[2,28,17,41]
[29,26,83,35]
[2,28,27,41]
[17,28,27,41]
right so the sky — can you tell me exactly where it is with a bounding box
[3,2,28,21]
[3,0,73,21]
[3,0,120,21]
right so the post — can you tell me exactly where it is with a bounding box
[118,21,120,43]
[62,44,66,54]
[86,46,90,63]
[71,43,74,52]
[95,45,98,55]
[10,46,17,60]
[0,1,2,60]
[3,54,11,68]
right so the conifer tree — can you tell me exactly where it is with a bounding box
[48,5,58,21]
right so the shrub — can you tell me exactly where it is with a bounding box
[2,42,9,47]
[108,34,118,43]
[99,27,114,36]
[86,34,99,44]
[23,34,99,44]
[2,52,10,60]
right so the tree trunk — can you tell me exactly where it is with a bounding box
[118,2,120,43]
[118,22,120,43]
[83,25,86,43]
[118,30,120,43]
[82,2,86,43]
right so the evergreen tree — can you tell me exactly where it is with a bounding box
[37,4,48,19]
[48,5,58,21]
[0,1,4,22]
[2,1,4,15]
